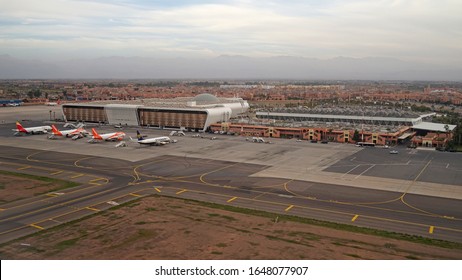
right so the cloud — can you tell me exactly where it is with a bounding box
[0,0,461,67]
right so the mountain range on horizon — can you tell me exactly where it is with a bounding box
[1,54,461,81]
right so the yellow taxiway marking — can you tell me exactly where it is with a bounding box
[89,178,107,183]
[17,166,31,170]
[429,226,434,234]
[130,193,142,197]
[85,207,100,212]
[30,224,44,230]
[70,173,84,179]
[285,205,294,212]
[46,193,58,197]
[154,187,162,193]
[351,215,359,222]
[50,170,63,175]
[227,197,237,203]
[176,189,187,195]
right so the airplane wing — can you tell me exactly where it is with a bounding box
[107,134,119,140]
[69,130,83,135]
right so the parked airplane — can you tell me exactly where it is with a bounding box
[129,130,174,146]
[13,122,52,136]
[48,124,88,140]
[88,128,125,143]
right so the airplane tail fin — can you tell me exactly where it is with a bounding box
[51,125,63,136]
[91,128,102,140]
[16,122,27,133]
[136,130,144,141]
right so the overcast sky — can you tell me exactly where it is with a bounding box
[1,0,461,67]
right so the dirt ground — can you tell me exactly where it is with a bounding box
[1,195,461,260]
[0,173,67,203]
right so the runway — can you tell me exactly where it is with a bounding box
[1,145,461,244]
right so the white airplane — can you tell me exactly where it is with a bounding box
[129,130,174,146]
[48,124,88,140]
[88,128,126,143]
[12,122,52,136]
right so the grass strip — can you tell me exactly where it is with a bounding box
[0,170,80,192]
[172,195,462,250]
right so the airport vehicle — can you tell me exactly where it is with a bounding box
[115,141,127,148]
[170,131,185,136]
[13,122,52,136]
[252,137,265,143]
[389,150,399,154]
[88,128,125,143]
[129,130,172,146]
[356,142,376,147]
[64,122,85,129]
[48,125,88,139]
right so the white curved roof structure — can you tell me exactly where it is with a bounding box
[192,93,220,103]
[62,93,249,131]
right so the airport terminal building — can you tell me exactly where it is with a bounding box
[62,94,249,131]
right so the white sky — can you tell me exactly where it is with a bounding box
[1,0,461,66]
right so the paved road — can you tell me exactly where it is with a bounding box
[1,146,461,244]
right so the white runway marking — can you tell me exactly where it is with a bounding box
[341,165,360,178]
[355,164,376,179]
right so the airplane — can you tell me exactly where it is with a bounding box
[88,128,125,143]
[129,130,174,146]
[48,124,88,140]
[12,122,52,136]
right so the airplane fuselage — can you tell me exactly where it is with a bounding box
[13,125,52,135]
[137,136,171,145]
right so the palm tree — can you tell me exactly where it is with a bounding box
[444,124,450,147]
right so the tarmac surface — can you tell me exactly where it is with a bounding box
[1,106,462,244]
